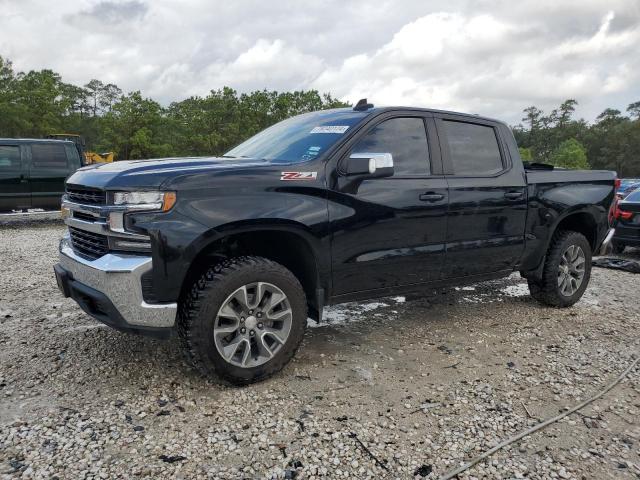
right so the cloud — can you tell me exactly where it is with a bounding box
[312,9,640,122]
[65,0,148,26]
[0,0,638,123]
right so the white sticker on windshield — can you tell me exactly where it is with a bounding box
[310,125,350,134]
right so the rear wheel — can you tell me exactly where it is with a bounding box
[177,256,307,385]
[528,230,592,308]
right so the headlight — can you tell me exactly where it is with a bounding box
[112,191,176,212]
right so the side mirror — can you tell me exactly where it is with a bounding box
[345,152,394,177]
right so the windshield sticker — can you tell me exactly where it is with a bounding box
[301,146,321,161]
[281,171,317,181]
[310,125,349,134]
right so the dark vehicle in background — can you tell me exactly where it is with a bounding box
[616,179,640,200]
[612,190,640,253]
[0,139,83,211]
[54,102,617,384]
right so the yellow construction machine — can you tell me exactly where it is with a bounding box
[46,134,115,164]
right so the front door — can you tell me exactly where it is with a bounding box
[329,114,449,297]
[0,144,30,211]
[435,115,527,277]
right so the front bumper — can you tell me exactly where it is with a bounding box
[55,233,176,335]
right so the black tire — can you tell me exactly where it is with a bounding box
[611,241,626,254]
[527,230,592,308]
[177,256,307,385]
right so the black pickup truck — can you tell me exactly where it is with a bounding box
[54,101,617,384]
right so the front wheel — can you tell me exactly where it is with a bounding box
[177,256,307,385]
[528,230,592,308]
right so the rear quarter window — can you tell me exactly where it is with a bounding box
[443,121,504,176]
[31,143,68,168]
[64,144,82,169]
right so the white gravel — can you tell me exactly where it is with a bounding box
[1,223,639,479]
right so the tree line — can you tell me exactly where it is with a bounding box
[0,56,348,160]
[514,99,640,176]
[1,55,639,176]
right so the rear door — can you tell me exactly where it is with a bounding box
[0,143,30,211]
[329,113,449,297]
[436,115,527,277]
[29,142,72,209]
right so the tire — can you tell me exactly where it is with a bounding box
[527,230,592,308]
[611,241,626,254]
[177,256,307,385]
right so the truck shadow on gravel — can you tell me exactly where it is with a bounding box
[57,275,542,387]
[50,273,590,395]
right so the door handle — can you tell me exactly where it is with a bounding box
[504,191,524,200]
[419,193,445,202]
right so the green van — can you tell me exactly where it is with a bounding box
[0,139,83,211]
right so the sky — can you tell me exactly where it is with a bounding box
[1,0,639,124]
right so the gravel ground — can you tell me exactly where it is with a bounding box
[0,223,639,480]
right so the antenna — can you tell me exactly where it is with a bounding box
[353,98,374,111]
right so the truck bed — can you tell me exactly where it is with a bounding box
[526,168,617,185]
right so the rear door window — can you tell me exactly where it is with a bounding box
[443,121,504,176]
[31,143,68,169]
[0,145,21,170]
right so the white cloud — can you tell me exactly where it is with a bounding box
[0,0,638,123]
[312,8,640,121]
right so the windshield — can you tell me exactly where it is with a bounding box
[224,109,368,164]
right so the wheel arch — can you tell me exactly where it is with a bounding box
[521,208,599,282]
[550,209,598,251]
[179,220,327,320]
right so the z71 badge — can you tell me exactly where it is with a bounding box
[280,172,317,181]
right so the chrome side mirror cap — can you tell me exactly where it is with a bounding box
[346,152,394,177]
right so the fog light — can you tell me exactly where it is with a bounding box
[111,238,151,251]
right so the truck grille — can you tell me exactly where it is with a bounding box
[66,187,106,205]
[69,227,109,260]
[73,211,100,222]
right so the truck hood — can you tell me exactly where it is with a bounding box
[67,156,271,190]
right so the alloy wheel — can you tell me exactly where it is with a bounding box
[213,282,292,368]
[557,244,586,296]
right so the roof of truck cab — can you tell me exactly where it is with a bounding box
[0,138,75,145]
[358,106,506,126]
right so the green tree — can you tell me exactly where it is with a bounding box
[626,101,640,120]
[550,139,589,169]
[99,91,171,159]
[0,56,27,136]
[84,79,104,117]
[519,147,533,161]
[100,83,122,112]
[4,54,637,174]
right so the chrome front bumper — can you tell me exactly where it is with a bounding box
[58,233,177,328]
